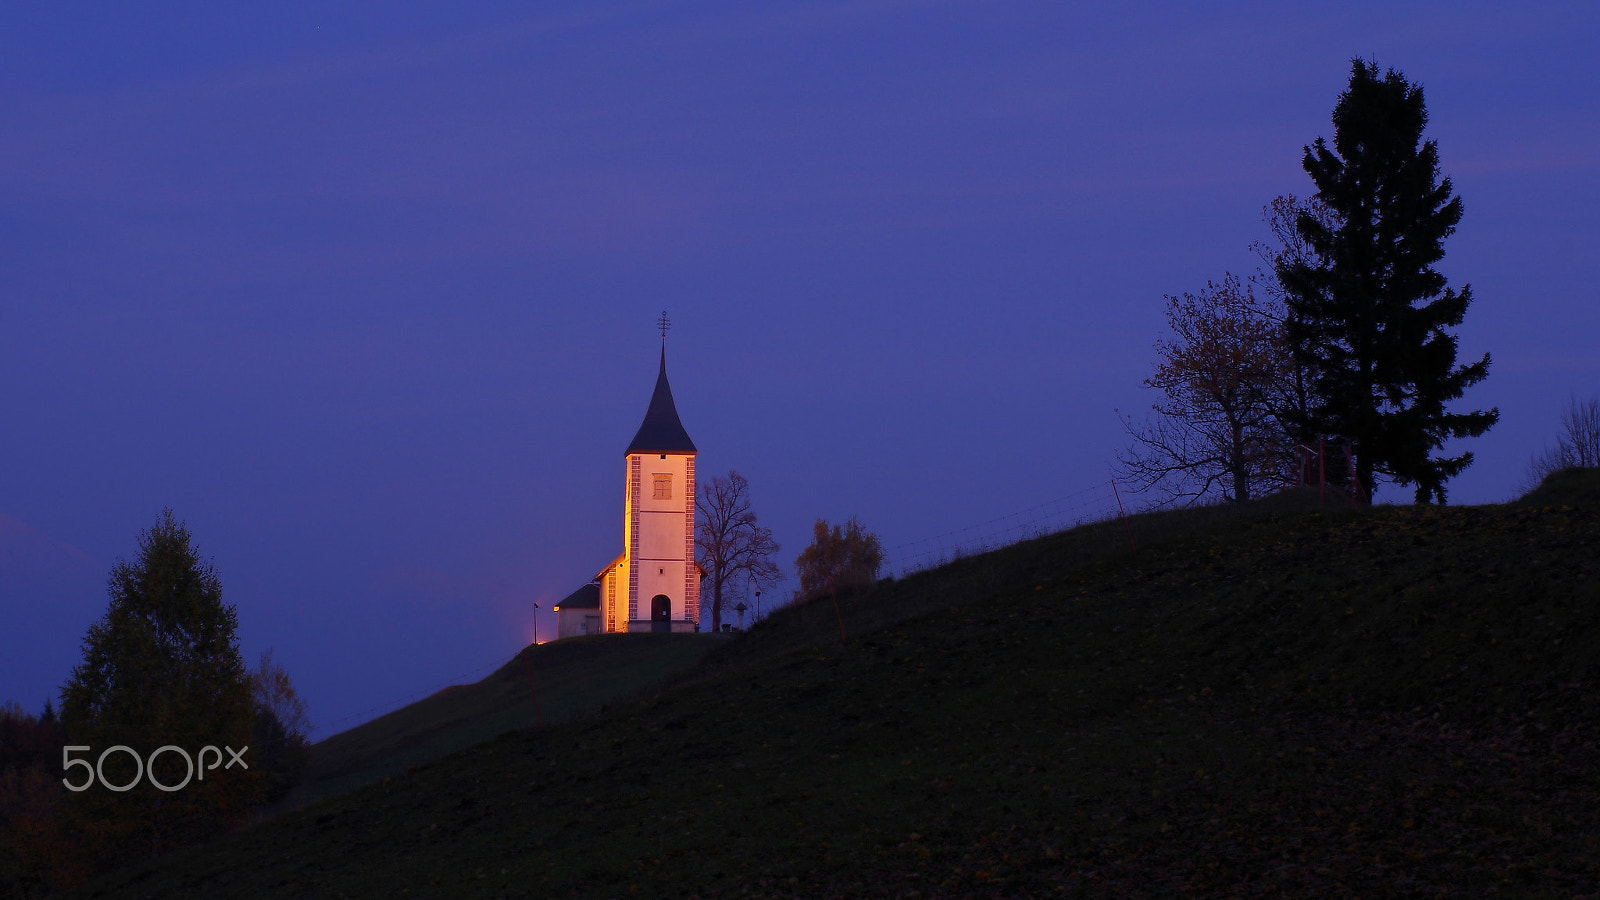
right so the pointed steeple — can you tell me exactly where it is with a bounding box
[625,346,696,454]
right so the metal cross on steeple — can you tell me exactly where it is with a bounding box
[657,310,671,342]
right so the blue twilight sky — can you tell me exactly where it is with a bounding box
[2,2,1596,735]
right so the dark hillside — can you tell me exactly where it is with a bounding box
[1519,466,1600,508]
[278,633,726,811]
[75,495,1600,898]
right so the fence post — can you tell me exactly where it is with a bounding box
[1110,480,1137,553]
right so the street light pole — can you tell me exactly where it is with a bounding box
[522,602,543,727]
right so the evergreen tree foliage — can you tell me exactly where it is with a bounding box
[1252,193,1342,448]
[1278,60,1497,503]
[58,510,260,871]
[1120,196,1341,507]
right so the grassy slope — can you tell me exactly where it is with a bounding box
[77,476,1600,898]
[276,633,728,811]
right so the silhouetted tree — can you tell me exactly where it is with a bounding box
[1251,194,1342,446]
[1119,274,1293,505]
[249,649,310,805]
[794,517,882,600]
[59,510,261,873]
[695,471,782,633]
[0,702,60,775]
[1278,59,1497,503]
[0,701,74,897]
[1528,395,1600,487]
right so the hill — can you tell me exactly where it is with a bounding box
[1519,465,1600,509]
[277,633,728,812]
[73,474,1600,897]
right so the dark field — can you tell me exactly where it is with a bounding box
[72,473,1600,898]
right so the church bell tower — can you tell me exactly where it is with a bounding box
[596,314,699,633]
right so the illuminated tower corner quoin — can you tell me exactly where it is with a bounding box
[596,346,700,634]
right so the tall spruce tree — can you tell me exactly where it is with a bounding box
[1279,60,1497,503]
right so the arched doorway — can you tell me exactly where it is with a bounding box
[650,594,672,632]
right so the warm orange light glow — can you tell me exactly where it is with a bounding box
[613,451,698,631]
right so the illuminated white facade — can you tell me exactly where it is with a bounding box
[558,347,701,636]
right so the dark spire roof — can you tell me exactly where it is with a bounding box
[625,347,696,455]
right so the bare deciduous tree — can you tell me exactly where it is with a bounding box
[1118,274,1294,505]
[1528,395,1600,486]
[251,649,310,739]
[695,471,781,633]
[250,649,311,804]
[1118,197,1348,507]
[1251,194,1341,445]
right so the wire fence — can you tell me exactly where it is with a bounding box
[885,482,1124,577]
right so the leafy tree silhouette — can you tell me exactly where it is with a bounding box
[59,510,261,872]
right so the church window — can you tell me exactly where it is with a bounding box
[653,474,672,500]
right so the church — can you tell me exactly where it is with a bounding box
[553,338,703,637]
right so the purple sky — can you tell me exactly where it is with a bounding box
[3,3,1596,736]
